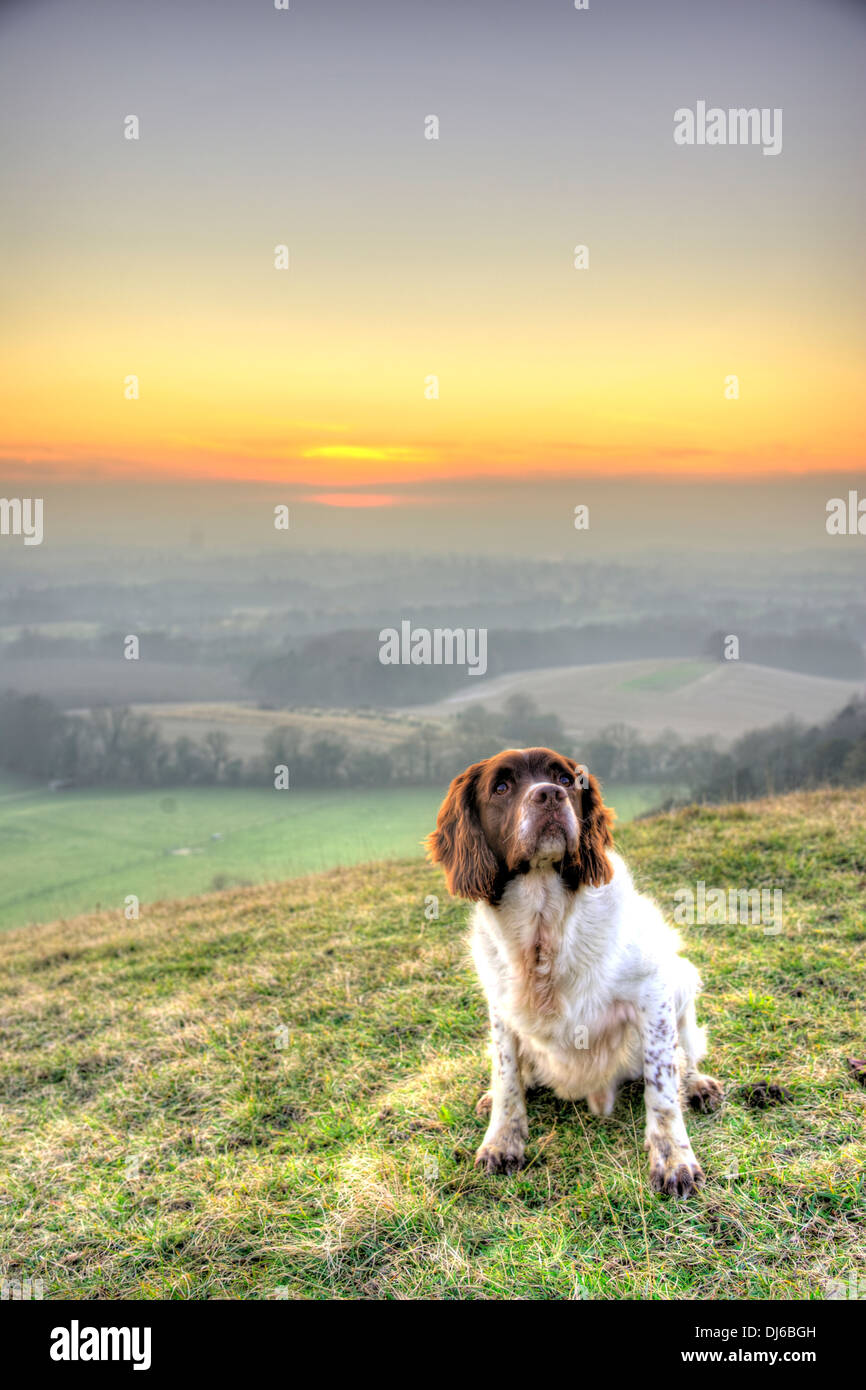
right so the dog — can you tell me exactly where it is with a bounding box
[426,746,721,1197]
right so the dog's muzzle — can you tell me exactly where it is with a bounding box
[521,783,577,853]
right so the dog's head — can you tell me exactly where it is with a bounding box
[426,747,614,902]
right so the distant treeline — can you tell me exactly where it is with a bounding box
[0,695,246,787]
[0,691,566,790]
[250,623,865,707]
[4,621,862,711]
[3,690,866,802]
[576,699,866,805]
[702,629,863,680]
[680,696,866,805]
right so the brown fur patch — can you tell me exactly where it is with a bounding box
[518,919,559,1017]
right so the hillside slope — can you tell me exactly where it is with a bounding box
[0,789,864,1300]
[414,659,859,743]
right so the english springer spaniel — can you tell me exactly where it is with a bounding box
[427,747,721,1198]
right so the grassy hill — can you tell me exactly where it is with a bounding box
[0,782,665,933]
[413,659,860,743]
[0,788,863,1299]
[0,785,444,932]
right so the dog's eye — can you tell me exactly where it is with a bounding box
[494,780,510,795]
[557,773,573,786]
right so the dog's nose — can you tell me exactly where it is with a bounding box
[529,783,567,806]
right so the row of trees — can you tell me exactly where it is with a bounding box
[250,623,865,708]
[0,691,568,790]
[683,697,866,804]
[579,698,866,803]
[0,696,246,786]
[3,688,866,801]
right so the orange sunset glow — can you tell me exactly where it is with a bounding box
[2,1,865,496]
[3,296,863,486]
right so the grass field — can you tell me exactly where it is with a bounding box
[0,785,441,933]
[128,703,431,762]
[619,660,712,693]
[416,659,859,744]
[0,788,863,1299]
[0,780,663,933]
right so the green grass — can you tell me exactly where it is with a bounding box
[619,660,712,693]
[0,781,663,933]
[0,787,863,1299]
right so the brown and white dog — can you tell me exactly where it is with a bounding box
[427,747,721,1197]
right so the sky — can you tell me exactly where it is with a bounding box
[1,0,865,523]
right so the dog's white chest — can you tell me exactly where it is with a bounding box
[471,862,648,1092]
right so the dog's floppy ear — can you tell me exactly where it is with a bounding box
[426,761,498,901]
[573,765,614,887]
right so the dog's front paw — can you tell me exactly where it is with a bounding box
[686,1073,723,1113]
[475,1121,527,1175]
[647,1138,705,1198]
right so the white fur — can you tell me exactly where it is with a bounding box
[470,852,717,1192]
